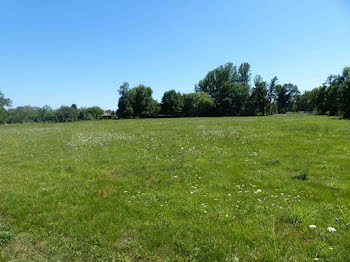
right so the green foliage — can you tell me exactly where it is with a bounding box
[0,231,12,247]
[275,84,299,114]
[182,92,215,117]
[86,106,104,120]
[117,82,159,119]
[0,91,12,124]
[249,75,268,115]
[295,67,350,118]
[194,62,300,116]
[294,169,309,181]
[161,90,184,117]
[339,67,350,118]
[54,106,79,122]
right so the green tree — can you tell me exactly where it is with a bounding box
[275,84,299,114]
[195,62,238,99]
[183,92,215,117]
[8,106,39,123]
[238,62,251,86]
[216,83,249,116]
[86,106,104,120]
[117,82,134,119]
[339,67,350,118]
[55,106,79,122]
[161,90,184,117]
[250,75,268,115]
[0,91,12,124]
[131,85,159,118]
[267,77,278,115]
[195,62,251,116]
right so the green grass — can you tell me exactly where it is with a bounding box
[0,115,349,261]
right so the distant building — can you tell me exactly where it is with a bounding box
[102,110,114,120]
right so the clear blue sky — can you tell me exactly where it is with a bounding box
[1,0,350,110]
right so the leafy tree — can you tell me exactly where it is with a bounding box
[117,83,159,118]
[275,84,299,113]
[216,83,249,116]
[86,106,104,120]
[0,91,12,124]
[161,90,184,117]
[195,62,251,116]
[195,62,239,99]
[183,92,215,117]
[38,105,56,122]
[55,106,79,122]
[324,75,341,116]
[296,91,314,112]
[267,77,278,115]
[339,67,350,118]
[8,106,39,123]
[250,75,268,115]
[131,85,159,118]
[238,63,251,86]
[117,82,134,119]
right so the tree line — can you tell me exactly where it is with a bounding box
[0,103,110,124]
[117,62,300,118]
[117,63,350,119]
[296,67,350,118]
[1,62,349,124]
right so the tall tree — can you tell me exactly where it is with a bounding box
[238,63,251,86]
[250,75,268,115]
[161,90,184,117]
[195,62,238,99]
[339,67,350,118]
[275,84,299,114]
[183,92,215,117]
[0,91,12,124]
[117,82,134,119]
[268,77,278,115]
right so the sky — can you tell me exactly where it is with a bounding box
[1,0,350,110]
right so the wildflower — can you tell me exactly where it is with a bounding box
[204,211,207,214]
[309,225,317,229]
[327,227,336,232]
[314,258,319,261]
[254,189,262,193]
[329,247,333,250]
[228,193,231,196]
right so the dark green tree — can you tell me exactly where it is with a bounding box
[268,77,278,115]
[339,67,350,118]
[117,82,134,119]
[86,106,104,120]
[161,90,184,117]
[183,92,215,117]
[275,84,299,113]
[0,91,12,124]
[55,106,79,122]
[250,75,268,115]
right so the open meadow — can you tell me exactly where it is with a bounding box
[0,115,349,261]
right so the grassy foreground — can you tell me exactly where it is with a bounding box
[0,115,349,261]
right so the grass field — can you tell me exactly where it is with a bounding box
[0,115,349,261]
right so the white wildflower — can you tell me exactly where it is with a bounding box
[327,227,336,232]
[309,225,317,229]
